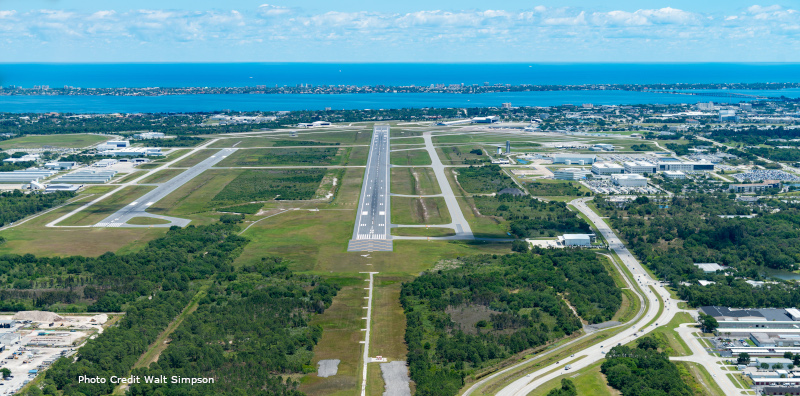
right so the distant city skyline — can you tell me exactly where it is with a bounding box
[0,1,797,62]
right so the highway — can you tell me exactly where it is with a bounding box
[483,197,737,396]
[94,148,237,228]
[348,125,392,251]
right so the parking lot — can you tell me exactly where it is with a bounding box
[582,179,660,195]
[0,314,107,394]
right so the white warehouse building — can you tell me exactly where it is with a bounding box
[612,174,648,187]
[558,234,594,247]
[551,154,596,165]
[592,162,624,175]
[624,161,657,175]
[553,168,591,181]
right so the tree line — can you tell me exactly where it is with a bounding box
[401,250,621,395]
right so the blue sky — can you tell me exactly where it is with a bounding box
[0,1,798,62]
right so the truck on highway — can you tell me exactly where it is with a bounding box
[564,365,572,370]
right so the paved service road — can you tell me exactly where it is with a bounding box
[348,125,392,251]
[94,148,237,228]
[484,197,736,396]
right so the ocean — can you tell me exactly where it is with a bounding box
[0,63,799,113]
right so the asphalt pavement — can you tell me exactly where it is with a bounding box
[94,148,237,228]
[348,125,392,251]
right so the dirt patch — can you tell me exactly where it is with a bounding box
[446,305,500,334]
[317,359,340,378]
[380,361,411,396]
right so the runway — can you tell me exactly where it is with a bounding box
[94,148,237,228]
[348,125,392,252]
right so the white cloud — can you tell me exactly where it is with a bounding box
[0,4,797,61]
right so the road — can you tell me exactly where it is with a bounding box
[94,148,238,227]
[348,125,392,251]
[490,197,684,396]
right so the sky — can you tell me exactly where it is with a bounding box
[0,1,798,62]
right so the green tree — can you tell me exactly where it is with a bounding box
[511,239,529,253]
[737,352,750,365]
[699,313,719,333]
[0,368,9,377]
[761,362,770,370]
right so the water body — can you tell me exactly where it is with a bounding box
[3,63,800,88]
[765,268,800,281]
[1,63,800,113]
[2,89,800,114]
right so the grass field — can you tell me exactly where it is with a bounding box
[0,134,110,149]
[437,145,488,165]
[126,217,172,225]
[444,170,509,238]
[343,146,370,166]
[526,361,619,396]
[218,147,344,166]
[391,196,451,225]
[213,169,326,203]
[390,149,432,166]
[391,227,455,237]
[650,312,694,356]
[299,284,365,396]
[114,172,145,184]
[173,149,219,167]
[390,167,441,195]
[138,168,186,184]
[209,138,348,148]
[0,193,164,256]
[147,169,243,222]
[56,185,155,226]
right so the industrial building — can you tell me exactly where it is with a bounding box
[100,147,163,157]
[133,132,166,139]
[592,162,624,175]
[663,170,686,179]
[694,263,725,273]
[93,159,118,167]
[557,234,594,247]
[0,169,57,184]
[471,116,499,123]
[51,169,117,184]
[553,168,591,181]
[96,140,130,151]
[43,161,76,170]
[700,306,800,336]
[551,154,596,165]
[729,181,781,193]
[763,386,800,395]
[720,109,739,123]
[611,174,648,187]
[658,161,714,172]
[623,161,657,174]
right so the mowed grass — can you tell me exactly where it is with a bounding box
[391,227,456,237]
[0,134,109,149]
[391,196,451,225]
[138,168,186,184]
[173,149,219,167]
[390,167,441,195]
[148,169,243,219]
[0,194,164,256]
[126,217,172,225]
[299,284,364,396]
[526,361,619,396]
[115,171,146,184]
[344,146,370,166]
[437,145,488,165]
[444,170,508,238]
[218,147,344,166]
[56,185,156,226]
[390,149,432,166]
